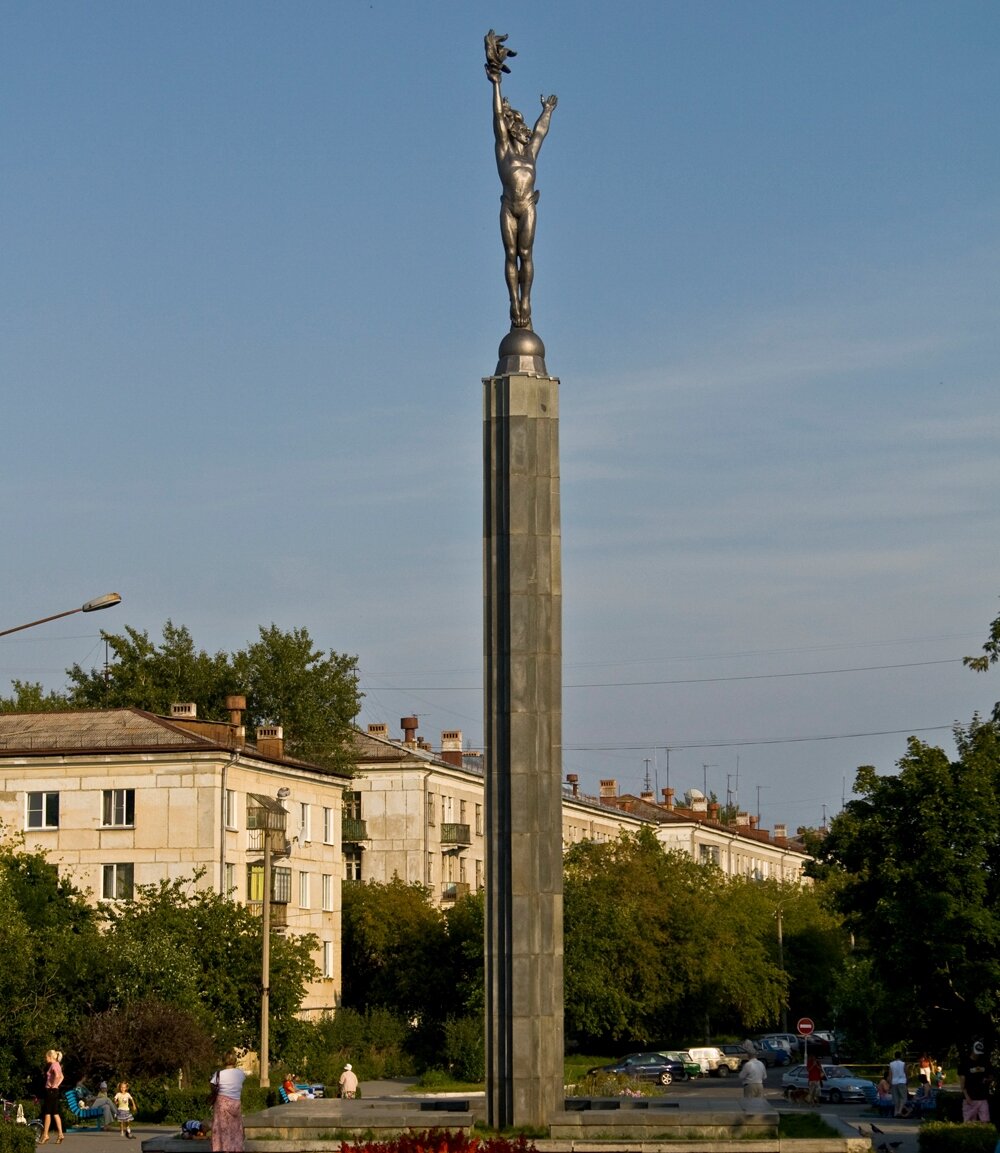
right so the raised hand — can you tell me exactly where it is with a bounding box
[485,29,517,81]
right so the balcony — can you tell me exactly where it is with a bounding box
[342,817,368,843]
[440,823,471,848]
[247,901,288,929]
[247,828,291,857]
[441,882,471,902]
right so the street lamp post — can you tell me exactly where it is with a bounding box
[0,593,122,638]
[248,790,290,1089]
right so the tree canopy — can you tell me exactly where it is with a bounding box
[2,620,361,770]
[818,718,1000,1053]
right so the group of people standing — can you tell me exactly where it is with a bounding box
[41,1051,137,1142]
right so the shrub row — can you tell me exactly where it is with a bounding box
[918,1122,998,1153]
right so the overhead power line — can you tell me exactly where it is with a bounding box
[563,722,959,753]
[365,657,963,692]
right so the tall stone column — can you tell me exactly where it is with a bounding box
[484,331,563,1130]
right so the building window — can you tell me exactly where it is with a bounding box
[427,794,435,826]
[343,791,362,820]
[299,803,311,842]
[425,853,434,884]
[102,863,134,900]
[299,871,310,909]
[699,844,721,866]
[247,865,292,903]
[321,874,333,912]
[344,846,362,882]
[323,807,334,844]
[475,859,483,890]
[322,941,333,978]
[459,799,467,824]
[102,789,135,827]
[459,856,467,883]
[26,791,59,829]
[475,803,483,836]
[225,789,238,830]
[224,862,236,897]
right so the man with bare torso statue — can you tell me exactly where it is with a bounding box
[485,30,557,331]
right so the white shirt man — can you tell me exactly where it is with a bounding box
[740,1056,767,1099]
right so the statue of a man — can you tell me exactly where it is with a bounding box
[485,31,557,331]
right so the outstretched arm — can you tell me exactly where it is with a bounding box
[530,93,557,157]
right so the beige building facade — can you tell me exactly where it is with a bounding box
[0,707,350,1015]
[348,721,809,898]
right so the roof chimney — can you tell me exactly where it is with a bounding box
[225,695,246,744]
[367,723,389,739]
[599,779,618,799]
[401,716,419,745]
[662,787,675,810]
[773,822,788,846]
[439,730,464,767]
[708,801,720,820]
[566,773,579,797]
[256,725,284,759]
[737,811,751,827]
[171,702,197,718]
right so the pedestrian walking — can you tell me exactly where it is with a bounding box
[889,1053,908,1117]
[209,1051,247,1152]
[739,1054,767,1099]
[114,1081,136,1139]
[338,1063,359,1099]
[40,1049,65,1145]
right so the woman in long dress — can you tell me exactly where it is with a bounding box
[210,1051,247,1153]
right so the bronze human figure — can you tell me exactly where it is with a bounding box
[485,30,557,331]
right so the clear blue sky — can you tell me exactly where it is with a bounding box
[3,1,999,830]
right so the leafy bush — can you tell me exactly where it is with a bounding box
[275,1008,415,1086]
[919,1122,999,1153]
[566,1071,662,1098]
[443,1018,484,1083]
[0,1125,37,1153]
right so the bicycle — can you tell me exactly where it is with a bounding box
[1,1096,44,1143]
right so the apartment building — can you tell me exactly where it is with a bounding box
[347,720,808,899]
[0,705,350,1015]
[596,782,810,882]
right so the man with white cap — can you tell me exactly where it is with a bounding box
[338,1064,358,1099]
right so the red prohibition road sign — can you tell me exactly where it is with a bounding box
[797,1017,815,1036]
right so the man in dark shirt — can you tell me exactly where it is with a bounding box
[957,1041,993,1123]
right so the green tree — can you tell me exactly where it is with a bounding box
[63,620,360,768]
[233,625,360,770]
[341,878,448,1020]
[99,872,319,1055]
[0,830,101,1092]
[818,718,1000,1052]
[0,680,74,713]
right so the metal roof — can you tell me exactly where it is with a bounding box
[0,708,211,752]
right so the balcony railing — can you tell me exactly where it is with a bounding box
[440,823,471,847]
[247,901,288,928]
[441,882,471,902]
[342,817,368,843]
[247,828,291,857]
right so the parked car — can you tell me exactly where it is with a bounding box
[687,1046,740,1077]
[781,1064,877,1105]
[719,1045,750,1071]
[761,1032,802,1055]
[660,1050,703,1079]
[751,1038,792,1066]
[588,1052,691,1085]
